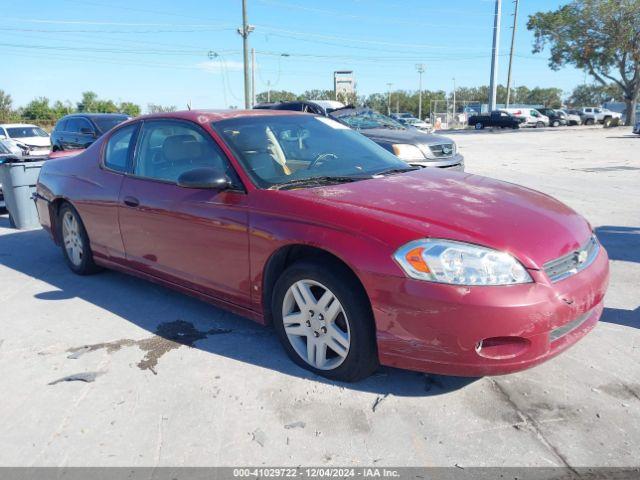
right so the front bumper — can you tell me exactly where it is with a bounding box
[409,153,464,171]
[366,245,609,376]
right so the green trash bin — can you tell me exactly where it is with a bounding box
[0,159,45,229]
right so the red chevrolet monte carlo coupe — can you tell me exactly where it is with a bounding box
[35,110,609,381]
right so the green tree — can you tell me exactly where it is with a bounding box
[77,91,99,112]
[147,103,177,113]
[51,100,73,118]
[255,90,298,103]
[300,89,335,101]
[528,0,640,124]
[567,83,623,106]
[22,97,55,121]
[0,90,13,122]
[118,102,141,116]
[94,99,118,113]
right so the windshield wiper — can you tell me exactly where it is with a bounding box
[373,167,420,176]
[269,175,369,190]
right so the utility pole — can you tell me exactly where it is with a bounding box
[251,48,256,107]
[267,80,271,103]
[416,63,425,119]
[488,0,502,111]
[237,0,254,109]
[505,0,519,108]
[386,83,393,115]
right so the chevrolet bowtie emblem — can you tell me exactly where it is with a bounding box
[576,250,588,264]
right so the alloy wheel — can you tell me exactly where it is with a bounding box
[281,279,350,370]
[62,211,84,267]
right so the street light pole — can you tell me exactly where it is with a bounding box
[416,63,425,119]
[488,0,502,111]
[386,83,393,115]
[238,0,254,109]
[505,0,519,108]
[251,48,256,107]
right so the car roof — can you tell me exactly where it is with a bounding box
[0,123,40,128]
[128,109,309,123]
[61,113,130,119]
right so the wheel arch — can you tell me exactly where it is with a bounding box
[48,197,77,245]
[261,243,372,326]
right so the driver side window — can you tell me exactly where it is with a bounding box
[133,120,238,185]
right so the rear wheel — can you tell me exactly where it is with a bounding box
[272,260,378,382]
[585,118,595,125]
[552,120,560,127]
[58,203,101,275]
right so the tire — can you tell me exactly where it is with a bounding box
[585,118,594,126]
[272,259,378,382]
[474,122,484,130]
[512,124,520,129]
[58,203,101,275]
[536,121,545,128]
[552,120,560,127]
[603,117,612,127]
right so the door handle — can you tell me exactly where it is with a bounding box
[123,196,140,208]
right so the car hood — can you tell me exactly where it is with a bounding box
[356,127,451,146]
[286,169,592,269]
[11,136,50,148]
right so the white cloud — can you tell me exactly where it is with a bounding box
[196,60,244,73]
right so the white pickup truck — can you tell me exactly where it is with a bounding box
[580,107,622,126]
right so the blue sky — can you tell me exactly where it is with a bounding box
[2,0,585,110]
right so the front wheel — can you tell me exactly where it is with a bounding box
[58,204,101,275]
[552,120,560,127]
[474,122,484,130]
[536,121,545,128]
[603,117,612,127]
[272,260,378,382]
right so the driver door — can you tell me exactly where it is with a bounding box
[118,119,251,307]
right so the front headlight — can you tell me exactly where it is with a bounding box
[391,144,425,161]
[393,239,532,285]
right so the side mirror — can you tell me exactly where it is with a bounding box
[177,167,231,190]
[80,127,96,136]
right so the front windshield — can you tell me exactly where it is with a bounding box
[92,116,129,133]
[214,115,410,189]
[331,110,405,131]
[6,127,49,138]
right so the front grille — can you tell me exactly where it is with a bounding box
[550,310,593,341]
[425,143,455,158]
[543,235,599,283]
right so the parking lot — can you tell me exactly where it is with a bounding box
[0,126,638,467]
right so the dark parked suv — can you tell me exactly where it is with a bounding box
[537,108,567,127]
[51,113,130,151]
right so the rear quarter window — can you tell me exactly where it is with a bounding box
[104,124,138,173]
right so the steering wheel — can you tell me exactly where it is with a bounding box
[308,152,339,170]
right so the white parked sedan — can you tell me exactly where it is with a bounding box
[0,123,51,157]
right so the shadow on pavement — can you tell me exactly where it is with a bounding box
[595,225,640,263]
[601,307,640,329]
[0,224,476,396]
